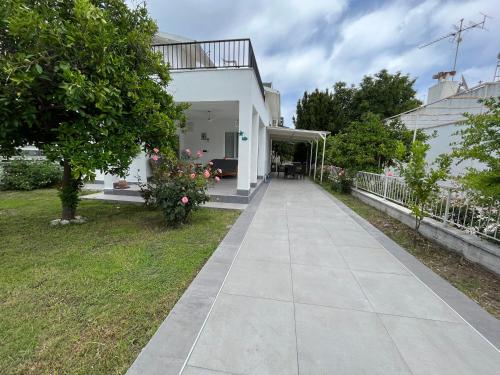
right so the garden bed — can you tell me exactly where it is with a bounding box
[320,182,500,319]
[0,189,239,374]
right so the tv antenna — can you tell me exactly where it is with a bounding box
[418,15,488,75]
[494,52,500,82]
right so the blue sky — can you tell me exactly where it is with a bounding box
[140,0,500,126]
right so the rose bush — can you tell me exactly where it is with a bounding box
[140,148,221,226]
[330,168,353,193]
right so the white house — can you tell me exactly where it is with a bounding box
[389,71,500,176]
[97,32,328,202]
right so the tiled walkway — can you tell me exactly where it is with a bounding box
[178,178,499,375]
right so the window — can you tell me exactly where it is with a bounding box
[225,132,239,158]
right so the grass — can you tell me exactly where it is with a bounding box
[319,182,500,319]
[0,189,240,374]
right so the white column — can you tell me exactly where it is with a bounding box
[257,123,268,178]
[320,136,326,183]
[313,139,319,180]
[236,101,252,195]
[104,173,118,190]
[309,141,313,176]
[250,113,259,186]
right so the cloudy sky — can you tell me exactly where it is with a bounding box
[142,0,499,126]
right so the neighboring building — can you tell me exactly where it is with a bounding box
[98,32,327,202]
[389,71,500,176]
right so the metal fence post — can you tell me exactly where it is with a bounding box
[443,188,451,225]
[383,176,388,200]
[355,172,359,189]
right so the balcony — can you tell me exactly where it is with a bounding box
[152,39,265,98]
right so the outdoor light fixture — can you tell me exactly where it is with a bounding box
[238,130,248,141]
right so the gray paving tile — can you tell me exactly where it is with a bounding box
[182,365,233,375]
[188,293,298,375]
[291,264,372,311]
[130,290,215,364]
[128,354,184,375]
[210,244,239,265]
[238,239,290,263]
[223,258,293,301]
[290,240,348,269]
[338,245,410,275]
[381,315,500,375]
[354,271,462,322]
[244,230,289,242]
[295,303,412,374]
[330,230,384,248]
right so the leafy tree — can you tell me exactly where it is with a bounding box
[352,69,422,120]
[0,0,185,220]
[326,113,406,172]
[402,141,451,236]
[452,98,500,200]
[272,141,294,162]
[294,83,356,135]
[294,89,336,133]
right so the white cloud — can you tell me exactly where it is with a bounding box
[142,0,500,126]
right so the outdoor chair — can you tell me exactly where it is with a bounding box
[277,164,285,178]
[285,164,296,179]
[295,163,305,179]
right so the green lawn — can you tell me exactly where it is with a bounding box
[0,189,240,374]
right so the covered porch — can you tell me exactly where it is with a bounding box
[267,127,330,182]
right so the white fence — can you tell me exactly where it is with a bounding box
[352,170,499,243]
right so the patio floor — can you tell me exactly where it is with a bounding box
[130,177,500,375]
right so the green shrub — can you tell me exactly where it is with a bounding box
[330,168,353,193]
[0,159,62,190]
[140,148,221,226]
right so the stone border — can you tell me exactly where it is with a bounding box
[351,188,500,276]
[315,183,500,350]
[126,181,269,375]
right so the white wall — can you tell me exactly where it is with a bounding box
[181,117,239,164]
[398,82,500,177]
[95,152,150,183]
[422,124,484,176]
[168,68,269,193]
[98,68,272,194]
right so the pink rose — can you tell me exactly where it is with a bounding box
[190,173,196,179]
[152,155,159,161]
[217,168,222,174]
[215,176,220,183]
[181,196,189,205]
[153,147,159,153]
[185,148,191,156]
[203,170,210,178]
[386,171,393,177]
[196,150,203,158]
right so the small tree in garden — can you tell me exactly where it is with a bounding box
[141,149,221,226]
[0,0,185,220]
[402,141,451,237]
[452,97,500,200]
[326,113,404,172]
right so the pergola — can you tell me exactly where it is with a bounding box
[267,127,330,182]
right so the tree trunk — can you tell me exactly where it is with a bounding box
[61,160,77,220]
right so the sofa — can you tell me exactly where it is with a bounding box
[210,159,238,177]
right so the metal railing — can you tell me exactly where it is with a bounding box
[353,170,500,243]
[152,39,265,98]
